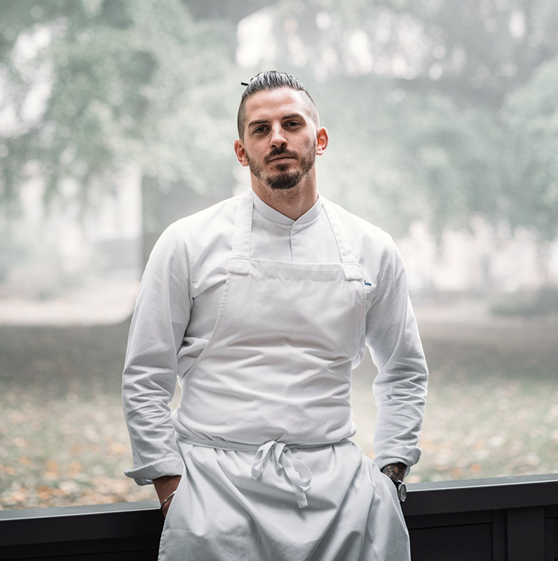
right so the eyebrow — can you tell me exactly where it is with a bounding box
[247,113,307,130]
[282,113,305,121]
[248,119,269,129]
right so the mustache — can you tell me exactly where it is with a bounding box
[265,146,298,163]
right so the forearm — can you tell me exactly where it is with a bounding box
[123,361,185,484]
[122,224,192,485]
[367,244,428,471]
[372,366,427,471]
[123,359,184,483]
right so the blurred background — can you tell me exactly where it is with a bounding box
[1,0,558,509]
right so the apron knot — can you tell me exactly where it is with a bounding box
[251,441,313,509]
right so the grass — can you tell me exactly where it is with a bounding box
[352,312,558,482]
[1,311,557,508]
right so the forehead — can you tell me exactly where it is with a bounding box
[244,88,312,122]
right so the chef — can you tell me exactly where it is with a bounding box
[123,70,428,561]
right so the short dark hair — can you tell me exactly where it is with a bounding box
[237,70,319,139]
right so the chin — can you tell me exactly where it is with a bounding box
[266,171,302,191]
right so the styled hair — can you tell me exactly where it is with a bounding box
[237,70,319,139]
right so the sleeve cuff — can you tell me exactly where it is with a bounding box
[373,446,422,476]
[124,457,185,486]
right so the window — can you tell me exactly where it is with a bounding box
[1,0,557,510]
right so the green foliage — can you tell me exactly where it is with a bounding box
[315,77,508,237]
[267,0,558,242]
[1,0,558,245]
[504,57,558,241]
[0,0,238,229]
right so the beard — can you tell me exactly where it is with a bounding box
[246,142,316,191]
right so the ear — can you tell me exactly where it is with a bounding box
[316,127,329,155]
[234,139,249,167]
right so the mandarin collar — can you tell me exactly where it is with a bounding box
[252,190,323,226]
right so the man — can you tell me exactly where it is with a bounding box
[123,71,428,561]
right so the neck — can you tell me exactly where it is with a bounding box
[250,172,318,221]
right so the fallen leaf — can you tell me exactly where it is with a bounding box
[67,461,83,477]
[18,456,33,467]
[9,490,27,502]
[109,442,127,454]
[37,486,53,500]
[59,480,80,495]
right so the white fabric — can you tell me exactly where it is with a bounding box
[160,440,410,560]
[123,190,427,484]
[178,435,319,509]
[122,189,427,559]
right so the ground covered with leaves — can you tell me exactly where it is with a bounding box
[1,311,557,509]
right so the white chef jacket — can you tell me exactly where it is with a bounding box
[123,190,428,485]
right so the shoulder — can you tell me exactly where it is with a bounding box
[147,194,240,268]
[172,194,241,240]
[323,198,397,264]
[324,198,408,295]
[158,194,241,258]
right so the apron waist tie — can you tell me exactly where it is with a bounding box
[178,435,349,509]
[251,441,312,508]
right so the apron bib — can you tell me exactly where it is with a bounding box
[160,190,410,561]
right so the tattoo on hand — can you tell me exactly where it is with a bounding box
[381,462,407,481]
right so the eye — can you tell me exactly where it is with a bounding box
[286,121,300,128]
[253,125,268,134]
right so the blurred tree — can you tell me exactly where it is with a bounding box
[0,0,276,261]
[2,0,557,260]
[504,56,558,242]
[272,0,558,106]
[184,0,277,22]
[267,0,558,244]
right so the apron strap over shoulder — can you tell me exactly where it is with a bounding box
[322,199,359,265]
[232,190,254,258]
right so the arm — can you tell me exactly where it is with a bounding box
[122,223,191,490]
[366,238,428,477]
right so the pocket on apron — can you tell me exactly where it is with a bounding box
[376,466,409,537]
[380,472,401,504]
[371,461,405,515]
[163,480,182,523]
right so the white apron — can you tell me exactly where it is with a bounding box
[159,190,410,561]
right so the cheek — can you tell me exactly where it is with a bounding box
[250,143,268,160]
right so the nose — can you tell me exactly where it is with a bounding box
[270,123,287,149]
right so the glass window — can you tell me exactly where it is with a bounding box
[1,0,557,510]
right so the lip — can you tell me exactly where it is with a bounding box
[268,156,296,163]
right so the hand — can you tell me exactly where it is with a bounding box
[381,462,407,482]
[154,475,182,517]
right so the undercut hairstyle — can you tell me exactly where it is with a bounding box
[237,70,319,139]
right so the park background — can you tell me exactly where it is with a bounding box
[1,0,558,509]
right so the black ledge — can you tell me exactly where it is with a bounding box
[402,473,558,516]
[1,474,558,548]
[0,501,163,548]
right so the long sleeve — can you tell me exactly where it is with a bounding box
[366,237,428,474]
[122,223,191,485]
